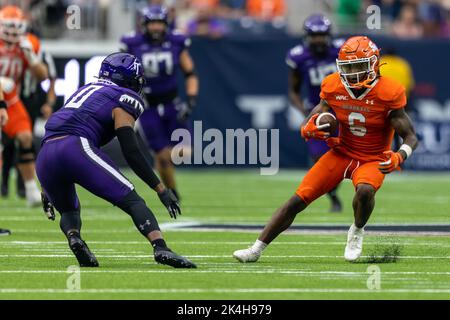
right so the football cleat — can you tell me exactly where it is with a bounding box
[344,224,364,262]
[68,235,99,267]
[0,228,11,236]
[233,247,261,263]
[154,248,197,268]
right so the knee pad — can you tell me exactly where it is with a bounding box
[18,145,36,164]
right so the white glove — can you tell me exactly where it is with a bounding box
[19,37,39,66]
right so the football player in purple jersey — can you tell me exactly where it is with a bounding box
[120,5,199,202]
[286,14,344,212]
[36,53,196,268]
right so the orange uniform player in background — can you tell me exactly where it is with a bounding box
[233,36,419,263]
[0,5,48,206]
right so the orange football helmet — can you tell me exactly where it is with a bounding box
[336,36,380,89]
[0,5,27,44]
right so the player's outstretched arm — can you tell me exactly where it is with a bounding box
[379,108,419,174]
[288,69,306,116]
[300,99,331,141]
[112,108,181,218]
[178,50,199,121]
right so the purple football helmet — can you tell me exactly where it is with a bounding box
[303,14,332,35]
[141,5,169,41]
[303,14,332,57]
[99,52,145,94]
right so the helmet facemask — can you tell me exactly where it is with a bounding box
[336,55,378,89]
[0,18,27,44]
[305,33,331,57]
[144,20,167,42]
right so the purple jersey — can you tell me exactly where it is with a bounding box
[286,39,343,109]
[120,31,190,97]
[43,80,144,147]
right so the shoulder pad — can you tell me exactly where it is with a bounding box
[289,45,305,57]
[321,72,341,96]
[332,38,345,49]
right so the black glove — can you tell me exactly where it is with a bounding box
[158,189,181,219]
[41,193,55,221]
[177,96,197,122]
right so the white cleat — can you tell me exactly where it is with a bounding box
[233,247,261,263]
[344,224,364,262]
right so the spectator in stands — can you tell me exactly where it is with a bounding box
[391,3,423,38]
[417,0,444,37]
[220,0,246,18]
[246,0,285,21]
[186,6,228,37]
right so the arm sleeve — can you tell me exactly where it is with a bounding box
[116,126,161,189]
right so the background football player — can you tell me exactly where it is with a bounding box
[37,53,196,268]
[0,80,11,236]
[1,49,56,199]
[286,14,343,212]
[234,36,419,263]
[0,5,48,206]
[120,5,199,201]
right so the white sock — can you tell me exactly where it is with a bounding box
[351,223,364,233]
[251,240,267,253]
[24,179,38,193]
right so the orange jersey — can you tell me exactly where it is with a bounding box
[0,33,40,84]
[320,72,406,162]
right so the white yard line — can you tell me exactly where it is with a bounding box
[0,269,449,275]
[0,288,449,294]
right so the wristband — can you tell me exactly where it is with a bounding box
[0,101,7,110]
[399,144,413,160]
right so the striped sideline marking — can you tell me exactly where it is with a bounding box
[0,288,449,294]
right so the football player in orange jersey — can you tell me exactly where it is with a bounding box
[234,36,419,263]
[0,79,12,235]
[0,5,48,206]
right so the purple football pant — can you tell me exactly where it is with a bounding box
[138,102,191,153]
[36,135,134,213]
[306,139,330,160]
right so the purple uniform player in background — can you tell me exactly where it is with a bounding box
[286,14,343,212]
[120,5,199,201]
[36,52,196,268]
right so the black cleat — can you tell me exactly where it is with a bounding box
[68,236,99,267]
[0,228,11,236]
[154,248,197,268]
